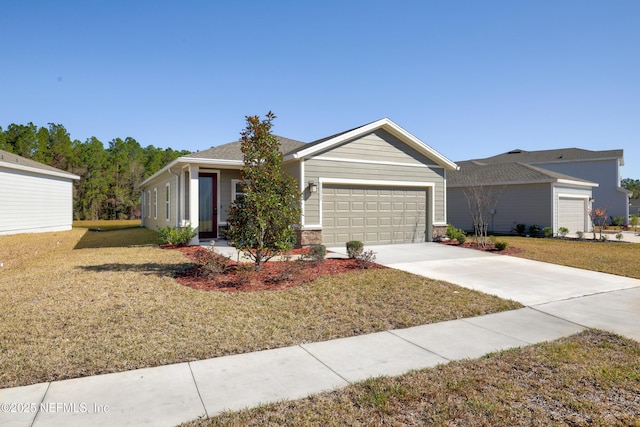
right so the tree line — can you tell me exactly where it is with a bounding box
[0,122,189,220]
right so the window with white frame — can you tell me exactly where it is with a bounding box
[153,188,158,219]
[165,183,171,221]
[147,190,151,218]
[232,179,247,201]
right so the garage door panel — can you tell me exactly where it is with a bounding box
[558,198,586,233]
[322,184,428,245]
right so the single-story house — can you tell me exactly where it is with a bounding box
[447,160,598,235]
[140,118,458,246]
[0,149,80,236]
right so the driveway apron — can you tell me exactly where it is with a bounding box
[331,242,640,341]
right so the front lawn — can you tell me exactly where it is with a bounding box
[497,236,640,279]
[0,228,519,388]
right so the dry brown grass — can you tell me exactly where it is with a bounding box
[498,237,640,279]
[184,330,640,426]
[0,228,520,388]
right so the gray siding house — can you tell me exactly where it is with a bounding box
[447,147,630,235]
[139,118,458,246]
[0,149,79,235]
[447,161,597,235]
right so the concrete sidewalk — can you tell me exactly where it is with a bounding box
[0,308,584,427]
[2,242,639,427]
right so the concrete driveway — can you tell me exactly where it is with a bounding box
[330,243,640,341]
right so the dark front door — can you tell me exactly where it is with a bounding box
[198,173,218,239]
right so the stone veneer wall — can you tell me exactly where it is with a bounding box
[296,229,322,247]
[432,225,447,241]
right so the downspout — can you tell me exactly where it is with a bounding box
[168,167,180,227]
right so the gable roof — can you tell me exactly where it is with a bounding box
[473,148,625,166]
[448,161,598,188]
[0,149,79,180]
[286,118,458,170]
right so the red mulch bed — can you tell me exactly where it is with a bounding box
[438,240,526,255]
[166,246,384,292]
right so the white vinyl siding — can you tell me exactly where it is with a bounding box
[0,168,74,235]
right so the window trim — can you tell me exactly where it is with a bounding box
[153,188,158,220]
[165,183,171,221]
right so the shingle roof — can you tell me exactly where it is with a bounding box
[448,161,596,187]
[472,148,624,165]
[0,149,78,179]
[187,135,306,161]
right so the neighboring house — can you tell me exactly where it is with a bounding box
[630,198,640,217]
[0,149,79,236]
[139,118,458,246]
[447,147,631,235]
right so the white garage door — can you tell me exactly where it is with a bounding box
[558,198,586,233]
[322,184,428,246]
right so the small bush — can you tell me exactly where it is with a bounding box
[558,227,569,237]
[305,244,326,263]
[346,241,364,259]
[356,249,377,269]
[615,232,623,241]
[576,230,584,239]
[158,226,197,247]
[611,216,625,227]
[494,241,508,251]
[528,224,540,237]
[446,224,466,244]
[543,226,553,238]
[191,248,230,278]
[514,224,526,236]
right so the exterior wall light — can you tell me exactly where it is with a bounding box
[308,182,317,193]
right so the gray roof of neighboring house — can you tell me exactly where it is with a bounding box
[448,161,597,187]
[471,148,624,165]
[0,149,79,179]
[187,136,306,160]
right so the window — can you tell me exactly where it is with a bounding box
[232,179,247,201]
[165,183,171,221]
[147,191,151,218]
[153,188,158,219]
[184,170,190,220]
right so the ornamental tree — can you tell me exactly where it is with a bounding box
[226,112,301,270]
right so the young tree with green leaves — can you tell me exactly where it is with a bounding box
[226,112,301,271]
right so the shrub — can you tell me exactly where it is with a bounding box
[494,241,508,251]
[514,223,526,236]
[543,226,553,238]
[158,226,197,246]
[191,248,230,278]
[446,224,466,244]
[558,227,569,237]
[576,230,584,239]
[615,232,623,241]
[346,241,364,259]
[528,224,540,237]
[355,249,377,269]
[305,244,326,263]
[611,216,625,227]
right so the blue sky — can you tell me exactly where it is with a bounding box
[2,1,639,178]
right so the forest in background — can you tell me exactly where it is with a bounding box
[0,122,189,220]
